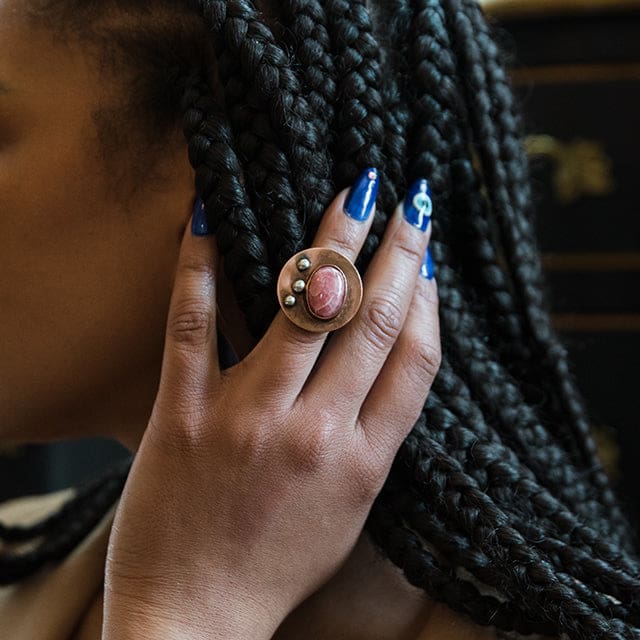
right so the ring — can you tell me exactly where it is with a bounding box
[277,248,363,333]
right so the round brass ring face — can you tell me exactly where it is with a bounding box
[277,248,363,333]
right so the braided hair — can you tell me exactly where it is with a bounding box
[5,1,639,637]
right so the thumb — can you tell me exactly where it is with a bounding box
[157,199,221,408]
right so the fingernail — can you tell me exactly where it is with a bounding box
[344,167,379,221]
[403,178,433,232]
[420,246,435,280]
[191,198,211,236]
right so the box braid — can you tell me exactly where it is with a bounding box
[4,1,640,637]
[360,3,640,632]
[202,0,336,260]
[322,0,394,266]
[440,0,634,552]
[403,0,636,557]
[279,0,337,145]
[206,3,311,274]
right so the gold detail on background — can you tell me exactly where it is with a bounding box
[552,313,640,332]
[592,424,621,481]
[525,135,615,204]
[542,252,640,271]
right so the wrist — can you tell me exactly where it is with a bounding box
[102,583,288,640]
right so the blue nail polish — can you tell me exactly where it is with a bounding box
[420,246,435,280]
[344,167,379,221]
[403,178,433,232]
[191,198,211,236]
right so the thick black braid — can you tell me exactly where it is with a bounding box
[201,0,334,253]
[278,0,337,146]
[442,0,634,553]
[420,374,640,611]
[367,0,412,205]
[0,463,122,543]
[322,0,392,264]
[362,0,640,632]
[199,2,307,276]
[182,80,278,338]
[418,245,637,581]
[418,3,636,552]
[0,458,130,585]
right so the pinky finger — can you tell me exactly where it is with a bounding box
[357,254,441,459]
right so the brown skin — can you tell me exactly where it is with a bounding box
[0,2,194,450]
[1,3,497,639]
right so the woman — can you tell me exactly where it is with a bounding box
[1,0,638,638]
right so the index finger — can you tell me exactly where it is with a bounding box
[156,200,221,407]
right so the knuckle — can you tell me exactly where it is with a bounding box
[285,407,335,474]
[348,448,388,505]
[146,408,216,456]
[326,227,359,261]
[407,338,442,381]
[394,227,427,264]
[179,257,215,283]
[282,403,337,474]
[362,296,404,350]
[167,301,214,346]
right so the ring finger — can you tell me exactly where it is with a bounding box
[303,179,434,417]
[248,168,380,401]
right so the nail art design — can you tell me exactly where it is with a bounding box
[403,178,433,232]
[344,167,379,222]
[420,246,435,280]
[191,198,211,236]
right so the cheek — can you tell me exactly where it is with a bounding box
[0,133,178,441]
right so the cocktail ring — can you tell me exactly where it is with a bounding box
[277,248,363,333]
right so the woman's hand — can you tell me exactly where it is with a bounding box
[102,175,441,640]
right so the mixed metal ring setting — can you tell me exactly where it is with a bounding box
[277,248,363,333]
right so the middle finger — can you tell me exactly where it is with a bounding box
[303,179,433,415]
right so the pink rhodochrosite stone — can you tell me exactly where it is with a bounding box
[306,266,347,320]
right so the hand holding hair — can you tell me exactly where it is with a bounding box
[102,170,440,639]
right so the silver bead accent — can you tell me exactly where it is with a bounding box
[292,279,306,293]
[297,257,311,271]
[283,295,297,307]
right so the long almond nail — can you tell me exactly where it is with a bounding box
[343,168,379,222]
[403,178,433,232]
